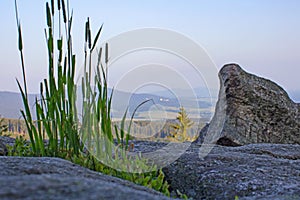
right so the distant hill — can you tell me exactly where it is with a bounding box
[0,89,213,120]
[151,87,218,99]
[99,88,213,119]
[0,91,37,119]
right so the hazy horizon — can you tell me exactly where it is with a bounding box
[0,1,299,101]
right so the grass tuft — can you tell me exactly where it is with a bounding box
[13,0,171,197]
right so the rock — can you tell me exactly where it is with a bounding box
[162,142,300,200]
[0,136,15,156]
[0,156,172,200]
[204,64,300,146]
[130,140,300,199]
[0,142,7,156]
[193,123,209,144]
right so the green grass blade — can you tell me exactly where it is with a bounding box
[61,0,67,23]
[114,124,120,144]
[17,24,23,51]
[120,109,128,145]
[128,99,153,133]
[91,24,103,51]
[50,0,54,16]
[46,2,52,27]
[105,43,108,64]
[20,110,36,152]
[57,0,60,10]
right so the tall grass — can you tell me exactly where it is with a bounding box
[15,0,80,156]
[14,0,170,196]
[80,19,156,172]
[80,34,154,171]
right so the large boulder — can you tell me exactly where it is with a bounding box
[200,64,300,146]
[162,64,300,199]
[163,142,300,199]
[0,156,172,200]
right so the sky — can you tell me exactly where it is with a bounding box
[0,0,300,101]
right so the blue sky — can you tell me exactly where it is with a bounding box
[0,0,299,100]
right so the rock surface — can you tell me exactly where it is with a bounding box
[2,140,300,200]
[202,64,300,146]
[0,156,172,200]
[0,136,15,156]
[162,142,300,200]
[0,140,7,156]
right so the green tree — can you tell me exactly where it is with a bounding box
[168,107,194,142]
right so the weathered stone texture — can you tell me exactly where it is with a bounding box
[210,64,300,145]
[163,143,300,200]
[0,156,173,200]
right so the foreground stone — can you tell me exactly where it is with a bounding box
[0,157,172,200]
[202,64,300,146]
[1,140,300,199]
[162,143,300,200]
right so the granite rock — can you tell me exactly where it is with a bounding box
[0,156,172,200]
[201,64,300,146]
[163,142,300,200]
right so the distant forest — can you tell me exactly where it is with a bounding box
[1,118,27,134]
[0,117,208,141]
